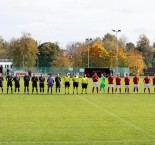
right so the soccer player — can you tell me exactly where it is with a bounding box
[55,74,61,94]
[31,74,38,94]
[28,69,32,77]
[72,73,79,94]
[81,74,88,94]
[92,72,99,93]
[0,66,2,74]
[143,74,151,93]
[63,73,70,94]
[100,73,105,93]
[108,73,114,94]
[0,73,4,93]
[13,74,20,94]
[153,74,155,93]
[133,74,139,93]
[115,73,121,93]
[39,74,45,94]
[24,73,30,94]
[6,73,13,94]
[6,68,10,75]
[124,73,130,93]
[47,74,54,94]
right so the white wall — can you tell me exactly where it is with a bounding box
[0,62,13,69]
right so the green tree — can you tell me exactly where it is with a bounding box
[118,35,126,50]
[136,34,154,66]
[102,33,126,51]
[71,43,88,67]
[52,50,70,67]
[126,42,135,51]
[0,37,3,49]
[38,42,60,67]
[8,33,38,67]
[151,53,155,67]
[102,33,117,51]
[0,37,9,58]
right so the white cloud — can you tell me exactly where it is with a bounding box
[0,0,155,48]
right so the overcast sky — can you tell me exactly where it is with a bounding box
[0,0,155,48]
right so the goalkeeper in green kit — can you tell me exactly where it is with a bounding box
[100,73,106,93]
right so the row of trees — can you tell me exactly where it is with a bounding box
[0,32,155,74]
[0,33,60,68]
[58,41,145,74]
[55,33,153,74]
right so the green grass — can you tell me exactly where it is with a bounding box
[0,77,155,145]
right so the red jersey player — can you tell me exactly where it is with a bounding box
[124,73,130,93]
[143,74,150,93]
[133,74,139,93]
[153,74,155,93]
[108,73,114,94]
[92,72,99,93]
[115,73,121,93]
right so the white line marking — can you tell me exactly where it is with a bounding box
[77,95,155,139]
[0,140,155,144]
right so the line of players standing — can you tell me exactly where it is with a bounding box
[91,72,155,94]
[0,72,89,94]
[0,73,61,94]
[1,71,154,94]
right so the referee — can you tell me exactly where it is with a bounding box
[72,73,79,94]
[64,73,70,94]
[81,74,88,94]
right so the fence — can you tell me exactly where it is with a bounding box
[11,67,84,76]
[2,66,130,77]
[112,67,130,76]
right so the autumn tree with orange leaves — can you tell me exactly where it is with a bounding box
[70,43,129,68]
[127,48,145,74]
[51,40,144,75]
[107,48,128,68]
[89,43,109,67]
[71,43,109,67]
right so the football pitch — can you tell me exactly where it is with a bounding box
[0,77,155,145]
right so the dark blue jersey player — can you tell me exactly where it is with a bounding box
[13,74,20,93]
[24,73,30,94]
[55,74,61,94]
[39,74,45,94]
[0,73,4,93]
[6,73,13,94]
[31,74,38,94]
